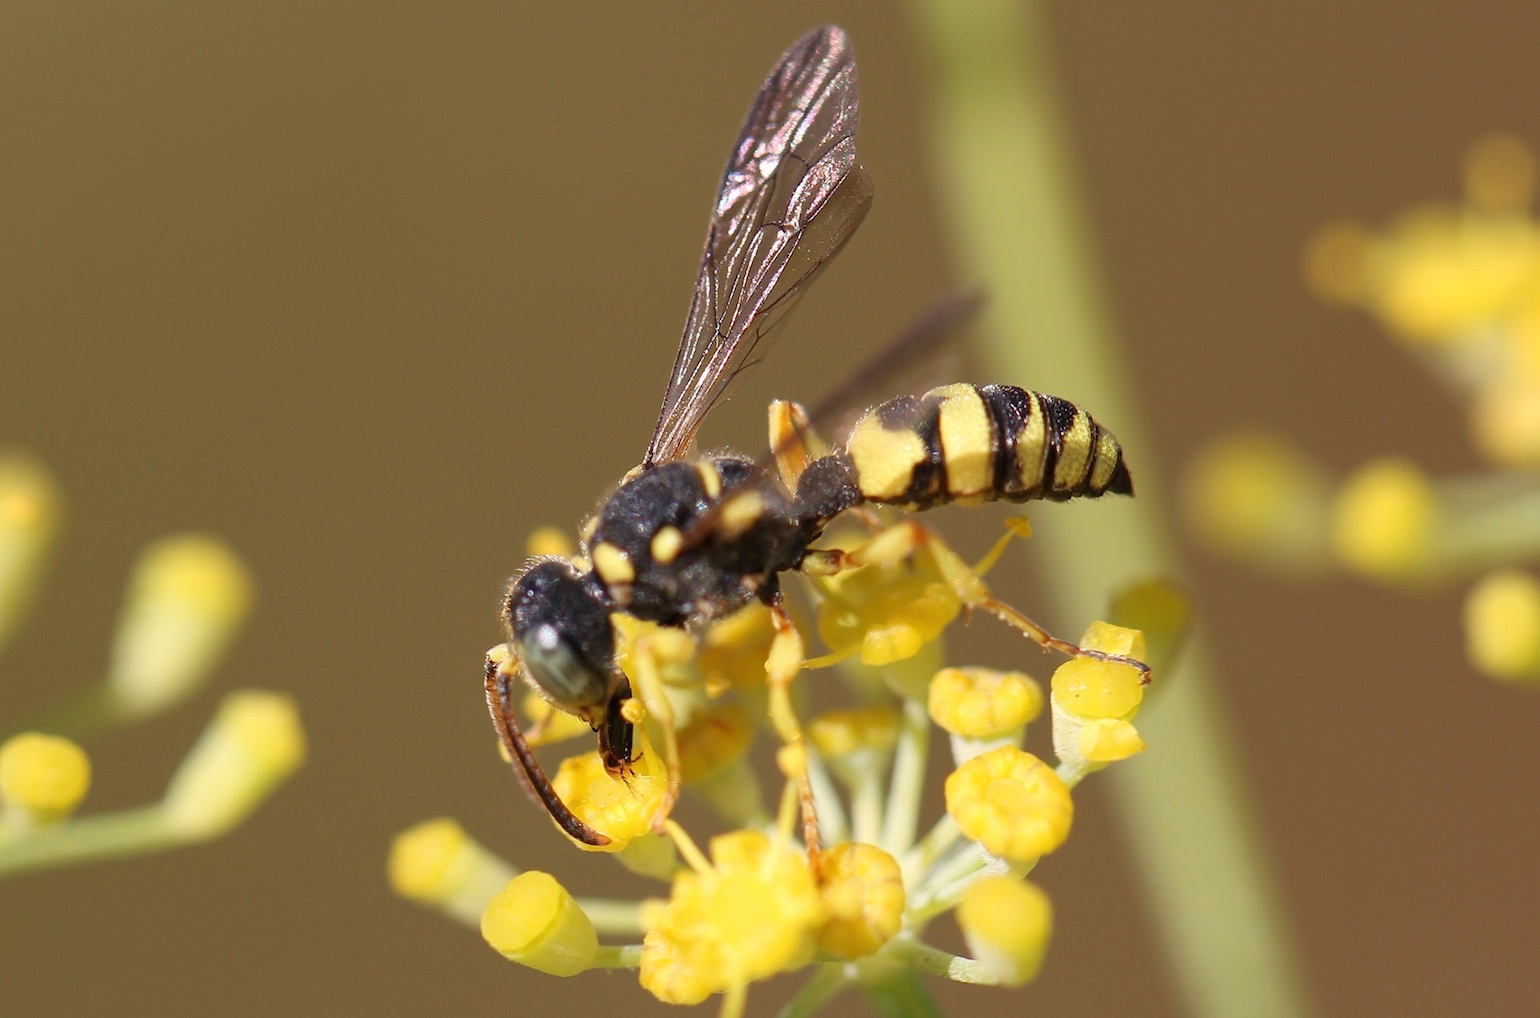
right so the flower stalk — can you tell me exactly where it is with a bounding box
[907,1,1314,1015]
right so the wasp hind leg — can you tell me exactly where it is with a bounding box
[801,519,1152,684]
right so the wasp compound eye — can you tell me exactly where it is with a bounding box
[520,622,612,717]
[504,560,618,723]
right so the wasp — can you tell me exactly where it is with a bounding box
[486,25,1142,847]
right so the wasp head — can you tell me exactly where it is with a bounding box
[502,558,635,777]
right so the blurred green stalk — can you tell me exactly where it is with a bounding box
[907,2,1313,1016]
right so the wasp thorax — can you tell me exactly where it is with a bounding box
[504,560,618,726]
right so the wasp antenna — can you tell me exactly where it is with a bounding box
[483,653,611,847]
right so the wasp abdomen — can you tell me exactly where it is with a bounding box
[841,382,1131,511]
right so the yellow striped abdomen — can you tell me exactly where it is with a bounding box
[842,383,1132,510]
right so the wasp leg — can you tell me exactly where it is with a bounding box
[765,599,823,870]
[620,634,683,833]
[483,648,611,847]
[805,521,1152,685]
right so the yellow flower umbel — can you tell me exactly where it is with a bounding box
[395,515,1167,1017]
[1190,133,1540,684]
[640,824,825,1011]
[0,453,304,879]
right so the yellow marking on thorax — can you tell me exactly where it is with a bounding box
[1051,410,1093,491]
[769,399,821,492]
[592,541,635,585]
[718,490,765,540]
[847,410,926,502]
[934,384,993,500]
[696,462,723,500]
[1012,394,1049,492]
[1089,431,1122,490]
[651,525,684,565]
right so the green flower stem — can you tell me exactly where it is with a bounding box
[878,698,930,856]
[778,965,850,1018]
[859,965,944,1018]
[804,751,851,847]
[847,756,887,846]
[591,944,644,969]
[0,804,180,877]
[886,938,993,986]
[25,683,126,741]
[575,898,645,937]
[908,2,1314,1016]
[1436,470,1540,578]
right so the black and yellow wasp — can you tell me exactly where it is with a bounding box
[486,25,1140,846]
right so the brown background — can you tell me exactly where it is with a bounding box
[2,3,1537,1016]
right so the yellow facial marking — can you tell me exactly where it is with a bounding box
[719,490,765,539]
[696,462,723,500]
[592,542,635,585]
[934,384,993,499]
[1051,410,1092,491]
[1089,432,1122,490]
[847,411,925,502]
[651,525,684,565]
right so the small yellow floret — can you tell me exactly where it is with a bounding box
[1051,655,1143,720]
[817,841,906,959]
[945,747,1073,861]
[640,828,825,1005]
[550,733,667,852]
[1077,718,1147,762]
[928,666,1043,738]
[1331,458,1439,580]
[387,818,517,926]
[0,732,91,821]
[1471,377,1540,467]
[957,876,1052,986]
[1183,432,1329,568]
[517,690,592,747]
[1465,568,1540,682]
[108,535,255,718]
[808,704,900,759]
[816,537,960,666]
[525,526,576,558]
[162,690,305,839]
[481,871,598,976]
[697,601,776,693]
[0,454,61,651]
[676,702,755,784]
[1304,221,1375,306]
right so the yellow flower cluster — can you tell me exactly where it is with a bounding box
[1186,135,1540,684]
[0,452,305,878]
[395,517,1168,1016]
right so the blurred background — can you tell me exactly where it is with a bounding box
[2,2,1537,1015]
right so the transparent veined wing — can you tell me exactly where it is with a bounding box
[643,24,871,466]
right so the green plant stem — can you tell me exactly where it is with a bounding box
[859,966,943,1018]
[0,804,181,877]
[907,2,1313,1016]
[778,965,849,1018]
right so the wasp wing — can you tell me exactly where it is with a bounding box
[643,24,869,467]
[674,291,985,554]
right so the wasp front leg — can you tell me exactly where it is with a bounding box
[802,520,1152,684]
[613,624,688,834]
[764,598,824,867]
